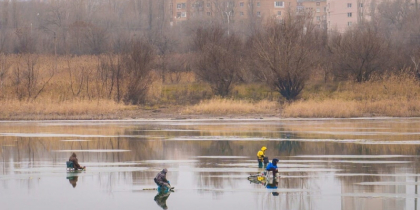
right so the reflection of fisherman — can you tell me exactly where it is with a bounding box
[248,175,266,186]
[154,169,173,190]
[69,153,86,170]
[265,178,279,196]
[266,158,279,177]
[257,146,268,168]
[67,176,78,188]
[154,190,171,210]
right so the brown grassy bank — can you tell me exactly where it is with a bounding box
[282,73,420,117]
[181,98,280,115]
[0,55,419,119]
[0,100,135,120]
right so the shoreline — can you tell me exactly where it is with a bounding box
[2,107,416,121]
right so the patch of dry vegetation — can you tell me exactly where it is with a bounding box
[283,73,420,117]
[1,54,419,119]
[182,98,279,115]
[0,99,131,119]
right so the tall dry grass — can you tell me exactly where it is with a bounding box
[0,99,131,119]
[283,73,420,117]
[182,98,279,115]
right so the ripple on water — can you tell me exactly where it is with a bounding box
[194,156,249,159]
[60,139,92,142]
[357,182,420,186]
[52,149,130,152]
[294,155,419,159]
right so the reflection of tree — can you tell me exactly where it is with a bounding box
[210,141,233,155]
[1,120,420,205]
[277,140,302,156]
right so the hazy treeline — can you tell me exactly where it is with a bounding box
[0,0,419,104]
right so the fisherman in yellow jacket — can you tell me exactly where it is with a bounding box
[257,146,267,168]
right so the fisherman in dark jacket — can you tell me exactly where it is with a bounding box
[69,153,86,170]
[154,168,172,190]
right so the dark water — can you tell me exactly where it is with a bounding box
[1,118,420,210]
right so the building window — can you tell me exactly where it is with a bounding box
[181,12,187,17]
[316,2,320,6]
[240,11,244,16]
[316,8,320,12]
[277,11,281,16]
[316,16,320,20]
[360,3,363,7]
[240,2,244,7]
[274,1,284,8]
[207,12,211,16]
[177,3,186,9]
[257,11,261,16]
[324,7,327,12]
[348,21,352,26]
[257,2,260,6]
[176,12,181,18]
[347,3,352,8]
[207,3,210,7]
[348,12,352,17]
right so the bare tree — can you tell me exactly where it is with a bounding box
[14,26,36,53]
[412,56,420,79]
[66,56,87,98]
[121,40,155,105]
[13,54,54,101]
[192,24,243,97]
[329,25,390,82]
[0,54,12,98]
[252,13,319,100]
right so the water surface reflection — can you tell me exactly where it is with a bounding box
[0,118,420,210]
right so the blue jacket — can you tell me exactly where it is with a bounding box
[266,162,278,170]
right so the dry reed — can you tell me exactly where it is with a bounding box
[0,99,131,119]
[182,98,279,115]
[283,73,420,118]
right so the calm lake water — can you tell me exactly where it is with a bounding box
[1,118,420,210]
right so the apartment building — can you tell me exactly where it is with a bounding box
[326,0,371,32]
[171,0,297,25]
[297,0,327,29]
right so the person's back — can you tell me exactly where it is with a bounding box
[266,162,277,170]
[257,146,267,167]
[154,168,172,190]
[266,159,279,177]
[69,153,85,170]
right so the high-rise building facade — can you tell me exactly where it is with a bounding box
[326,0,372,32]
[297,0,327,29]
[170,0,297,25]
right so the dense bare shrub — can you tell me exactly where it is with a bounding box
[13,54,54,101]
[121,40,155,105]
[251,14,319,100]
[192,25,243,97]
[329,25,389,82]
